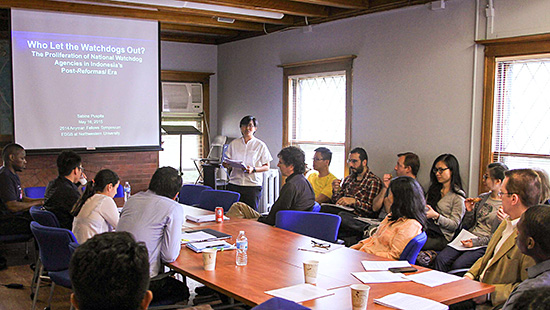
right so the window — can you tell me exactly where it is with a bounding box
[479,35,550,187]
[281,56,355,179]
[159,71,213,184]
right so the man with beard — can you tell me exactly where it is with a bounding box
[324,147,382,217]
[0,143,44,269]
[320,147,382,244]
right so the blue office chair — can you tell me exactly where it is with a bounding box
[179,184,212,206]
[30,221,77,310]
[114,183,124,198]
[197,189,240,212]
[24,186,47,199]
[252,297,311,310]
[29,206,60,228]
[275,210,342,243]
[311,201,321,212]
[399,231,427,264]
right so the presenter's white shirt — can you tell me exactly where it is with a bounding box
[226,136,272,187]
[72,193,119,244]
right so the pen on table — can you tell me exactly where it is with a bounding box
[205,244,225,248]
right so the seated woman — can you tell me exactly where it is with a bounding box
[423,154,466,251]
[72,169,120,243]
[434,162,507,272]
[350,176,426,260]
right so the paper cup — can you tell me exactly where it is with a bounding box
[202,249,217,271]
[350,284,370,310]
[303,260,319,284]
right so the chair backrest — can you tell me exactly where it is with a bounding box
[179,184,212,206]
[114,183,124,198]
[251,297,310,310]
[275,210,341,243]
[399,231,427,264]
[311,201,321,212]
[198,189,240,212]
[29,206,60,227]
[30,221,77,272]
[24,186,47,199]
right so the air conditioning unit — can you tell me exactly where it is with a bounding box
[162,82,203,114]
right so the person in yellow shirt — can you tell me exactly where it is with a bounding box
[307,147,337,203]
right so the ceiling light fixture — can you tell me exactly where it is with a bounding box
[111,0,284,19]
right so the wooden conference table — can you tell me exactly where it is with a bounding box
[168,205,494,309]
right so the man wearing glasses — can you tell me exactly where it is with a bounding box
[44,150,87,229]
[461,169,539,309]
[327,147,382,218]
[307,147,337,204]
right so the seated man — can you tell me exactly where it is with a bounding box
[0,143,44,269]
[69,232,153,310]
[307,147,337,204]
[324,147,382,218]
[117,166,189,304]
[461,169,539,309]
[502,205,550,310]
[372,152,420,217]
[43,151,86,229]
[227,146,315,226]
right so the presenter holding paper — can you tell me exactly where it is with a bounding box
[225,115,272,211]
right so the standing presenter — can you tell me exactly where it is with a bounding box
[225,115,272,211]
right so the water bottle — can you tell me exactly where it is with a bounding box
[123,182,131,202]
[235,231,248,266]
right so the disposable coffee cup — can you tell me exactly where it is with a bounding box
[303,260,319,284]
[350,284,370,310]
[202,249,217,271]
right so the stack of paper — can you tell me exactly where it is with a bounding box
[404,270,462,287]
[374,292,448,310]
[352,271,410,283]
[298,243,344,254]
[181,228,232,244]
[361,260,411,271]
[265,283,334,303]
[186,214,230,223]
[186,240,235,253]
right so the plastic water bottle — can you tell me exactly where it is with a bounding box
[123,182,131,202]
[236,231,248,266]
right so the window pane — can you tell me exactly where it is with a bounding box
[297,143,345,180]
[493,58,550,155]
[290,74,346,143]
[159,120,202,184]
[496,155,550,178]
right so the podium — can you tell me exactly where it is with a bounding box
[202,163,221,189]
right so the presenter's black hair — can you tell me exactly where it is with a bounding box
[239,115,258,127]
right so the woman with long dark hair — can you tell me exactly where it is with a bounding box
[350,176,426,260]
[434,162,508,272]
[72,169,120,243]
[424,154,466,251]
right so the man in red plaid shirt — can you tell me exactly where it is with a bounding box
[330,147,382,218]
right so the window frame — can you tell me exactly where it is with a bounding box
[478,34,550,190]
[160,70,213,161]
[280,55,355,173]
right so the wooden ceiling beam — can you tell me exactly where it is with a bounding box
[160,32,219,44]
[1,0,264,31]
[161,23,239,36]
[185,0,329,17]
[288,0,368,10]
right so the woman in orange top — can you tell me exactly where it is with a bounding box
[351,176,427,260]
